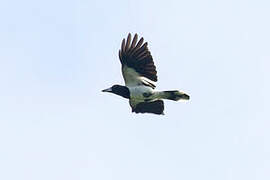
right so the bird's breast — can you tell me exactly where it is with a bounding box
[128,86,154,101]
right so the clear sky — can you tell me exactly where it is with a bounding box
[0,0,269,179]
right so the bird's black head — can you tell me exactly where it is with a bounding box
[102,85,130,99]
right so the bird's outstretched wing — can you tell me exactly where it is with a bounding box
[130,100,164,115]
[119,33,157,89]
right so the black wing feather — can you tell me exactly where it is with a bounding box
[119,33,158,82]
[132,100,164,115]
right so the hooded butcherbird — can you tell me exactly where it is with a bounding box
[102,33,190,115]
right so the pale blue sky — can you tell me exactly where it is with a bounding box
[0,0,269,179]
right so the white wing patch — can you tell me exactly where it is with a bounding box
[122,66,156,88]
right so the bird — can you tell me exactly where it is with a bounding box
[102,33,190,115]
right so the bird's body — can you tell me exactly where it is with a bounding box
[129,86,153,101]
[102,33,189,115]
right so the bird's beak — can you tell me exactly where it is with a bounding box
[102,87,112,92]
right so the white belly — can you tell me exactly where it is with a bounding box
[128,86,154,101]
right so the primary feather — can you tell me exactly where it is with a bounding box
[119,33,157,89]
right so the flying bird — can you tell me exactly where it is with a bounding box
[102,33,189,115]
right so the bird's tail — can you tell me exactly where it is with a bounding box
[156,90,190,101]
